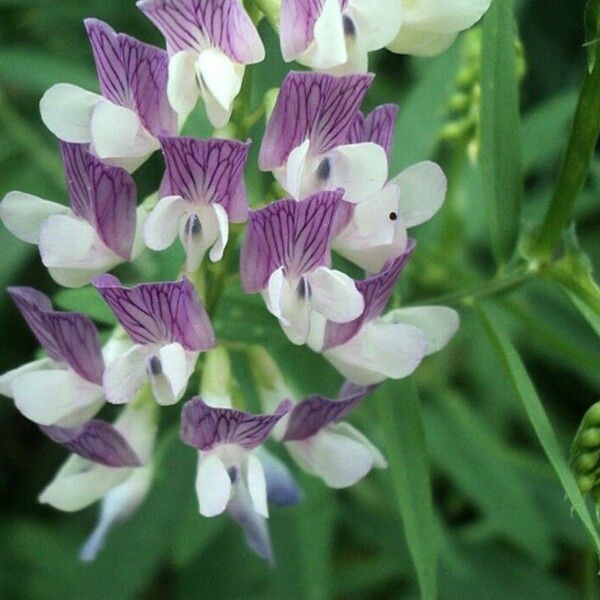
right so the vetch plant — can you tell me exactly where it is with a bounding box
[2,1,600,598]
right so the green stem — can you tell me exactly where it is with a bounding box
[532,55,600,260]
[0,89,64,189]
[252,0,280,30]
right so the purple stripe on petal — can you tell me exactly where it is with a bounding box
[8,287,104,385]
[322,241,416,350]
[92,276,215,351]
[241,191,341,292]
[138,0,263,63]
[283,384,376,442]
[60,142,92,221]
[160,136,250,221]
[118,33,177,137]
[180,397,292,451]
[280,0,323,61]
[85,18,130,105]
[260,72,373,171]
[40,421,142,467]
[347,105,399,159]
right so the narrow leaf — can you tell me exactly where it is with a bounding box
[476,303,600,557]
[585,0,600,72]
[376,379,439,600]
[480,0,522,264]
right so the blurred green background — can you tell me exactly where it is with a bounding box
[1,0,599,598]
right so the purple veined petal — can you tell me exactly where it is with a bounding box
[8,287,104,385]
[159,136,250,221]
[282,384,376,442]
[137,0,264,64]
[84,19,176,137]
[92,275,215,351]
[280,0,323,61]
[40,420,142,467]
[241,191,342,293]
[118,32,177,137]
[347,104,399,159]
[322,240,416,350]
[85,19,130,106]
[259,71,373,171]
[59,142,137,259]
[180,396,292,451]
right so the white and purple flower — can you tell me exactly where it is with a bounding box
[144,136,250,272]
[241,191,364,345]
[334,105,447,273]
[138,0,265,128]
[388,0,493,57]
[0,142,139,288]
[40,19,177,172]
[259,71,388,202]
[93,276,215,405]
[280,0,402,74]
[309,246,460,385]
[180,396,293,562]
[0,287,105,427]
[39,400,158,561]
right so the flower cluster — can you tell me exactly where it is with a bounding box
[0,0,489,562]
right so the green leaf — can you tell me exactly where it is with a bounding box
[376,379,439,600]
[476,302,600,557]
[585,0,600,72]
[480,0,523,264]
[54,286,117,326]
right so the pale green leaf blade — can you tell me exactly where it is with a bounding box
[376,379,439,600]
[480,0,523,264]
[476,302,600,556]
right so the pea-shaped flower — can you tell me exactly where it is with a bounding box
[93,276,215,405]
[41,19,177,172]
[144,136,250,272]
[241,191,364,345]
[138,0,265,128]
[0,142,139,288]
[259,71,388,203]
[280,0,402,74]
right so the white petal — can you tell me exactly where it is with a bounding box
[0,358,53,398]
[47,266,110,289]
[113,400,158,463]
[391,161,447,227]
[245,454,269,518]
[38,454,132,512]
[309,267,364,322]
[11,368,103,426]
[401,0,492,33]
[387,26,458,57]
[279,277,312,345]
[103,344,149,405]
[298,0,347,69]
[326,37,369,75]
[333,421,387,468]
[91,101,157,160]
[80,464,153,561]
[39,83,101,142]
[195,453,232,517]
[381,306,459,355]
[208,203,229,262]
[143,195,188,251]
[329,143,388,203]
[285,139,311,199]
[264,266,286,321]
[287,426,375,488]
[147,342,190,406]
[168,50,201,116]
[324,321,429,385]
[0,192,68,244]
[347,0,404,50]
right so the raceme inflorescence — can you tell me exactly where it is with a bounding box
[0,0,493,563]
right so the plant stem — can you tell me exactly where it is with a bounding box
[251,0,280,30]
[532,55,600,260]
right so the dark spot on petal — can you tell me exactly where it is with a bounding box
[296,277,312,300]
[316,157,331,181]
[389,212,398,221]
[343,15,356,39]
[184,214,202,236]
[148,355,162,376]
[228,466,238,483]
